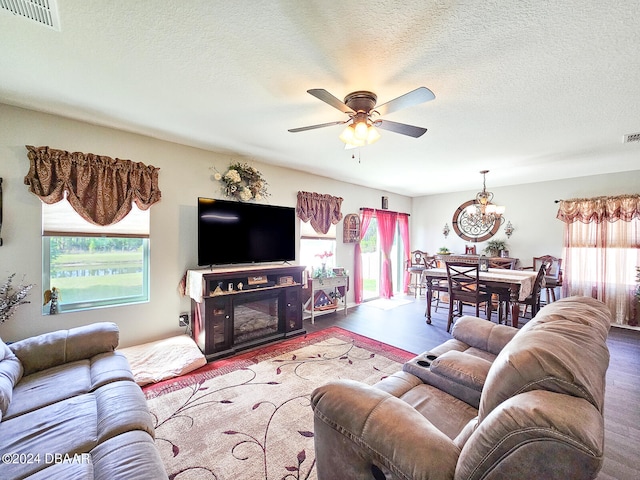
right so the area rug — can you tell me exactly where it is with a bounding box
[362,297,413,310]
[143,327,414,480]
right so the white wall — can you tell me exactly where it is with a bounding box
[0,103,411,346]
[411,170,640,267]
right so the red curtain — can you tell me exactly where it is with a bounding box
[354,209,375,304]
[398,213,411,294]
[376,209,398,299]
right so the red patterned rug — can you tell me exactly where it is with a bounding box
[143,327,414,479]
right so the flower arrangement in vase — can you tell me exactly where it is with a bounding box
[313,251,334,278]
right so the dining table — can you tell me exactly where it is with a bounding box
[422,267,540,328]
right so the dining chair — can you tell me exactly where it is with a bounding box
[406,250,427,298]
[523,255,562,303]
[529,255,563,304]
[485,257,518,323]
[445,261,493,332]
[422,255,448,316]
[518,263,549,319]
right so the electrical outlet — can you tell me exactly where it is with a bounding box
[179,313,189,327]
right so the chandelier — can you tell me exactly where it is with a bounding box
[464,170,505,228]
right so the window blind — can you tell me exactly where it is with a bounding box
[42,198,149,237]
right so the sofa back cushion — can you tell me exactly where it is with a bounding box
[0,339,24,418]
[479,296,611,421]
[9,322,119,376]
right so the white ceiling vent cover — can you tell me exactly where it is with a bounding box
[1,0,60,30]
[623,132,640,143]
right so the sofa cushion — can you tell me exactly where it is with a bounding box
[5,352,135,420]
[23,431,166,480]
[91,430,168,480]
[9,322,119,376]
[430,350,492,392]
[0,339,23,418]
[0,393,98,479]
[0,380,155,479]
[23,461,93,480]
[6,359,91,420]
[452,316,518,355]
[479,296,611,420]
[399,383,478,440]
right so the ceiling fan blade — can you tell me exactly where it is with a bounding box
[307,89,354,114]
[375,87,435,116]
[376,119,427,138]
[288,120,349,133]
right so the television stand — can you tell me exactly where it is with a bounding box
[188,265,306,360]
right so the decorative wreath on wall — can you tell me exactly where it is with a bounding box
[213,162,269,201]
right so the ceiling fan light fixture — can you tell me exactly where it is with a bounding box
[339,124,357,144]
[339,122,381,147]
[366,125,381,144]
[354,121,369,140]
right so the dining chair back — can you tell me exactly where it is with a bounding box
[485,257,517,324]
[520,263,549,319]
[407,250,428,297]
[488,258,517,269]
[422,255,448,317]
[445,262,492,332]
[532,255,563,303]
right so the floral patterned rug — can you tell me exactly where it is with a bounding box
[143,327,415,480]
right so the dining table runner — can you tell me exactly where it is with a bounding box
[423,268,539,301]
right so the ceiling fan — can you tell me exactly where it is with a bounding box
[288,87,435,147]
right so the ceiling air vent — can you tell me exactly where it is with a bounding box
[624,132,640,143]
[0,0,60,30]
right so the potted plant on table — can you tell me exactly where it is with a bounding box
[483,239,508,258]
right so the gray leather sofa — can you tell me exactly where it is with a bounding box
[0,322,167,479]
[311,296,611,480]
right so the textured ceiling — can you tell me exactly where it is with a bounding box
[1,0,639,196]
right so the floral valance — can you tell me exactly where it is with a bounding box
[556,194,640,224]
[296,191,343,234]
[24,145,161,226]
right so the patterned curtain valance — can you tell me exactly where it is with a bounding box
[556,194,640,224]
[24,145,161,226]
[296,191,343,234]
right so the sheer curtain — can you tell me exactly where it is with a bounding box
[557,195,640,325]
[354,209,374,304]
[376,209,398,299]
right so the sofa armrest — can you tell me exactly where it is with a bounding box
[403,350,492,408]
[9,322,119,376]
[452,316,518,355]
[430,350,492,390]
[311,379,459,480]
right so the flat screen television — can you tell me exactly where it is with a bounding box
[197,197,296,266]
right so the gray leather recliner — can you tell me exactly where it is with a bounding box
[311,296,611,480]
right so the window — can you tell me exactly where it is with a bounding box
[42,198,150,313]
[299,220,336,278]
